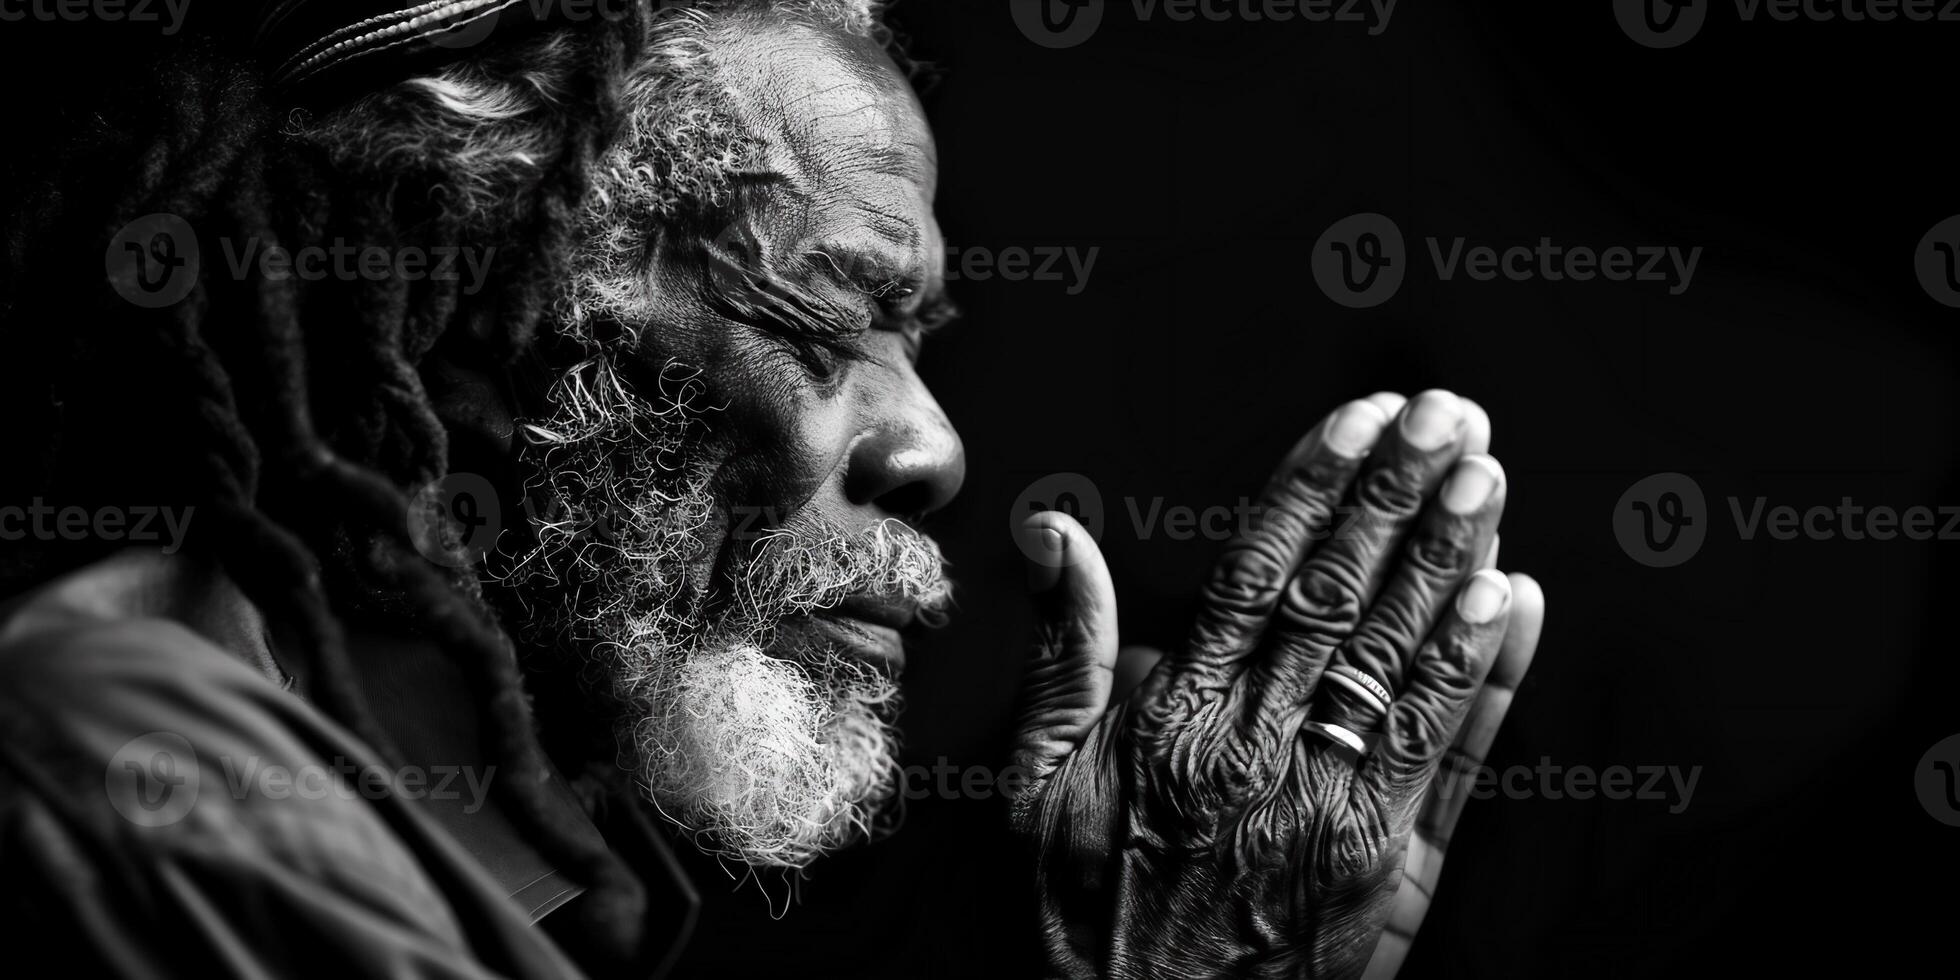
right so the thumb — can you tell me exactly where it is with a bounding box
[1009,511,1120,796]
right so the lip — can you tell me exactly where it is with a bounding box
[832,594,921,631]
[807,609,907,676]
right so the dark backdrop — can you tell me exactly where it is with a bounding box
[675,2,1960,977]
[4,1,1954,976]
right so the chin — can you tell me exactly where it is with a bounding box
[619,634,904,869]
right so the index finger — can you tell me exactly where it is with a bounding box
[1179,399,1394,675]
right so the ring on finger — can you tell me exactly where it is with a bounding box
[1322,664,1394,721]
[1302,720,1371,759]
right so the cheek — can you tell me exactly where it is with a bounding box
[701,337,856,522]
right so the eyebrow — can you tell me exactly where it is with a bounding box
[802,242,958,332]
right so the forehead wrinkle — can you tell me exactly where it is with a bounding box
[698,12,940,304]
[710,20,930,199]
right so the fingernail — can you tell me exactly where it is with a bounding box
[1401,390,1463,451]
[1324,401,1389,458]
[1457,569,1512,624]
[1041,528,1065,555]
[1441,455,1503,514]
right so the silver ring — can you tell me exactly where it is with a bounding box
[1302,720,1370,757]
[1323,664,1393,718]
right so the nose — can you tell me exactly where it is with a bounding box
[844,376,965,519]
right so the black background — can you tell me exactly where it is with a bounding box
[5,1,1956,976]
[673,2,1960,977]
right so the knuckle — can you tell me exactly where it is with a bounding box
[1267,459,1349,520]
[1341,626,1408,683]
[1406,518,1476,581]
[1201,539,1290,617]
[1427,627,1489,684]
[1276,564,1364,638]
[1353,459,1427,523]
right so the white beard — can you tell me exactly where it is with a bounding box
[621,638,901,867]
[493,358,948,868]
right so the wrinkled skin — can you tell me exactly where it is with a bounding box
[431,10,1546,975]
[435,11,964,652]
[1009,391,1548,979]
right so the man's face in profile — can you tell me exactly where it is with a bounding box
[489,7,964,870]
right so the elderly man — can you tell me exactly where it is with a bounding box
[0,2,1543,977]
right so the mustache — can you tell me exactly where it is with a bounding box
[728,514,953,630]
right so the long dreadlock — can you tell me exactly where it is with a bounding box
[0,7,655,970]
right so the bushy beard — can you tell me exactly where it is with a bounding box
[488,355,950,869]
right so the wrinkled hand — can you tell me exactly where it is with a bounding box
[1007,391,1547,980]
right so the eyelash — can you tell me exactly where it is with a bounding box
[732,283,948,383]
[752,312,871,383]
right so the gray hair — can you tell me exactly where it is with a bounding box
[304,0,891,342]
